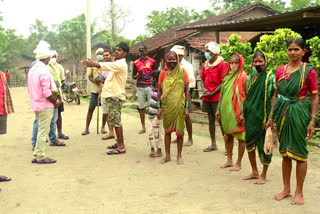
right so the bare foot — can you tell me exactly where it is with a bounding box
[138,129,146,134]
[220,162,233,168]
[229,164,242,171]
[291,192,304,206]
[273,190,293,201]
[184,139,193,147]
[243,173,259,180]
[101,134,115,140]
[154,152,163,158]
[254,176,266,184]
[149,152,156,158]
[177,158,184,165]
[160,156,171,164]
[81,130,90,135]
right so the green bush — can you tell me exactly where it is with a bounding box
[254,28,302,72]
[306,36,320,70]
[220,34,253,72]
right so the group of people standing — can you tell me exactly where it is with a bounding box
[127,37,317,206]
[0,37,318,206]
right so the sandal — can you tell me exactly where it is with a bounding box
[107,148,126,155]
[35,157,56,164]
[50,141,66,146]
[203,146,218,152]
[0,175,11,182]
[107,143,118,149]
[58,134,69,140]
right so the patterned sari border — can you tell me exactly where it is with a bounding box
[280,150,307,162]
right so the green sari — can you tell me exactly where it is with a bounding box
[161,64,186,137]
[274,63,313,162]
[244,67,275,166]
[220,53,247,141]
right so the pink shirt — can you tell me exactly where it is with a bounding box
[0,78,5,115]
[28,61,54,111]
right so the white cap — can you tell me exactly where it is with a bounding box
[33,41,52,60]
[171,45,185,56]
[96,48,104,54]
[205,42,220,55]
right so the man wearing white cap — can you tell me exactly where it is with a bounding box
[28,41,61,164]
[170,45,195,146]
[82,48,105,135]
[201,42,227,152]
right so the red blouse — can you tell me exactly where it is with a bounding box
[275,65,318,96]
[158,69,189,86]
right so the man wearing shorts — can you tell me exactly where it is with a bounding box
[201,42,227,152]
[132,45,158,134]
[83,42,129,155]
[82,48,105,135]
[99,49,115,140]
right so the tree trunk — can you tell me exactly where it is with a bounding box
[110,0,116,41]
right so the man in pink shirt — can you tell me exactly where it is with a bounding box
[28,41,61,164]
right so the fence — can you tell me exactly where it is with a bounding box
[8,75,27,87]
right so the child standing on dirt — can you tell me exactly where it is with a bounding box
[148,70,163,158]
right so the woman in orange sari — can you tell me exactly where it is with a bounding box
[216,53,247,171]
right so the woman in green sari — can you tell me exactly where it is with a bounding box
[266,38,319,205]
[243,51,275,184]
[157,51,190,165]
[216,53,247,171]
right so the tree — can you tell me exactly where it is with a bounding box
[289,0,320,10]
[27,19,60,55]
[254,28,302,72]
[57,14,86,77]
[219,34,253,72]
[208,0,287,13]
[97,0,130,46]
[146,7,200,35]
[0,15,27,71]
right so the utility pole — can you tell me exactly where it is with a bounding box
[86,0,91,95]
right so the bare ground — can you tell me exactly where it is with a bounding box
[0,87,320,214]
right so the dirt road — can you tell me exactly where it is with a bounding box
[0,87,319,214]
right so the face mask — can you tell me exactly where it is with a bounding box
[139,53,146,59]
[205,52,212,60]
[50,58,56,63]
[97,55,103,61]
[167,62,176,69]
[230,65,239,72]
[255,65,265,73]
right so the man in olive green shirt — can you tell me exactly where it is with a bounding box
[82,48,105,135]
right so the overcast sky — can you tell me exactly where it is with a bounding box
[0,0,213,39]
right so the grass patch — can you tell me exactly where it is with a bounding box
[80,97,90,103]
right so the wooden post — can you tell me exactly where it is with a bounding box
[86,0,91,95]
[215,31,220,44]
